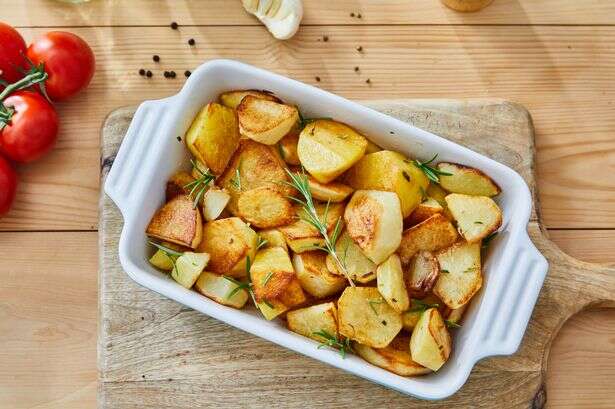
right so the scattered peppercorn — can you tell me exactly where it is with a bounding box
[169,71,176,78]
[357,13,362,19]
[323,35,329,42]
[365,78,371,84]
[354,66,359,72]
[163,71,170,78]
[153,55,160,62]
[381,320,387,326]
[176,136,182,142]
[350,12,355,17]
[315,76,321,82]
[146,70,153,78]
[184,70,191,78]
[188,38,195,46]
[356,46,363,52]
[139,69,145,76]
[170,22,179,30]
[389,131,395,134]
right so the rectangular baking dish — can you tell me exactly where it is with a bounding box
[104,59,548,400]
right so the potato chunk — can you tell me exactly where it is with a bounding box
[185,102,240,175]
[443,303,467,326]
[194,271,249,308]
[338,287,402,348]
[278,129,301,165]
[202,186,230,221]
[279,202,345,253]
[344,151,429,217]
[237,186,294,228]
[308,177,353,203]
[292,251,346,299]
[149,242,184,271]
[354,334,431,376]
[344,190,403,264]
[171,252,209,289]
[406,250,440,298]
[238,95,299,145]
[197,217,258,277]
[398,213,458,264]
[257,229,288,251]
[146,195,203,249]
[410,308,452,371]
[219,89,281,109]
[287,302,339,342]
[326,230,376,283]
[437,162,501,197]
[298,119,367,183]
[433,241,482,309]
[401,295,442,332]
[406,198,443,227]
[445,193,502,243]
[376,254,410,313]
[165,171,195,201]
[364,139,382,154]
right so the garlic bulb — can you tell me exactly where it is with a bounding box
[242,0,303,40]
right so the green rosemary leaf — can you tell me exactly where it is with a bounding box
[481,231,499,249]
[409,299,440,313]
[312,330,352,358]
[368,299,385,315]
[149,241,184,257]
[445,320,462,329]
[412,154,452,184]
[261,271,274,286]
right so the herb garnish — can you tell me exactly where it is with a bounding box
[445,320,462,329]
[261,271,274,286]
[149,241,183,271]
[481,231,498,249]
[441,269,450,274]
[368,299,385,315]
[256,235,268,251]
[464,267,478,273]
[223,256,274,310]
[409,299,440,313]
[313,330,353,358]
[230,168,242,191]
[298,110,333,129]
[184,160,215,208]
[474,221,484,225]
[412,154,452,183]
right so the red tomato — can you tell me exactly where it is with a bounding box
[0,155,17,216]
[0,91,59,163]
[27,31,95,101]
[0,22,27,84]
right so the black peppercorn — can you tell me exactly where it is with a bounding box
[315,76,321,82]
[188,38,195,46]
[354,66,359,72]
[176,136,182,142]
[350,12,355,17]
[139,69,145,76]
[323,35,328,42]
[146,70,153,78]
[163,71,170,78]
[184,70,191,78]
[169,71,176,78]
[356,46,363,52]
[365,78,371,84]
[170,22,178,30]
[357,13,362,19]
[153,55,160,62]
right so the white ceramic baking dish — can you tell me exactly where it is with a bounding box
[104,59,548,400]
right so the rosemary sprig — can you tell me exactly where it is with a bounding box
[481,231,499,249]
[256,235,268,251]
[368,299,385,315]
[412,154,452,184]
[223,256,274,309]
[441,269,450,274]
[409,299,440,313]
[445,320,462,329]
[183,159,215,208]
[230,168,241,191]
[261,271,274,286]
[312,330,353,358]
[149,241,183,269]
[298,110,333,129]
[283,168,354,287]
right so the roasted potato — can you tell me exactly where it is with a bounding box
[237,186,294,228]
[344,151,429,217]
[338,287,402,348]
[406,250,440,298]
[364,139,382,154]
[354,334,431,376]
[279,202,345,253]
[308,177,354,203]
[344,190,403,264]
[409,308,452,371]
[443,303,467,326]
[376,254,410,313]
[406,198,443,227]
[445,193,502,243]
[194,271,249,308]
[426,183,453,219]
[197,217,258,277]
[433,241,482,309]
[219,89,281,109]
[292,251,347,299]
[190,159,209,180]
[165,171,195,201]
[149,241,184,271]
[438,162,501,197]
[277,128,301,165]
[401,294,443,332]
[185,102,240,175]
[398,213,458,265]
[146,195,203,249]
[298,119,368,183]
[238,95,299,145]
[171,252,209,289]
[326,230,376,283]
[202,186,231,221]
[257,228,288,251]
[287,302,339,342]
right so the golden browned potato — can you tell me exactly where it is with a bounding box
[376,254,410,313]
[433,241,482,309]
[344,190,403,264]
[185,102,240,175]
[409,308,452,371]
[308,177,354,203]
[219,89,281,109]
[298,119,368,183]
[445,193,502,243]
[401,294,442,332]
[344,151,429,217]
[190,159,209,180]
[354,334,431,376]
[364,139,383,154]
[426,183,453,220]
[277,128,301,165]
[326,230,376,283]
[279,202,345,253]
[398,213,458,265]
[406,250,440,298]
[238,95,299,145]
[237,186,294,228]
[197,217,258,277]
[194,271,249,308]
[201,186,231,221]
[292,251,346,299]
[165,171,195,201]
[257,228,288,251]
[437,162,501,197]
[338,287,402,348]
[443,303,467,326]
[146,195,203,249]
[287,302,338,342]
[406,198,443,227]
[171,252,209,289]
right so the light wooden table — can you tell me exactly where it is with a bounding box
[0,1,613,408]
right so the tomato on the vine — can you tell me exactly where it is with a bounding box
[0,91,59,163]
[0,22,27,84]
[27,31,95,101]
[0,155,17,216]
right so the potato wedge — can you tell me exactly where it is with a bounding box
[344,151,429,217]
[298,119,368,183]
[148,241,184,271]
[398,213,458,265]
[308,177,353,203]
[438,162,501,197]
[197,217,258,277]
[364,139,382,154]
[344,190,403,264]
[406,250,440,298]
[171,252,209,289]
[326,230,376,283]
[410,308,452,371]
[401,295,443,332]
[433,241,482,309]
[185,102,240,175]
[146,195,203,249]
[165,171,195,201]
[201,186,230,221]
[426,183,453,220]
[443,303,467,326]
[445,193,502,243]
[279,202,345,253]
[237,186,294,228]
[338,287,402,348]
[354,334,431,376]
[194,271,249,308]
[190,159,209,180]
[292,251,347,299]
[376,254,410,313]
[219,89,281,109]
[406,198,443,227]
[287,302,338,342]
[277,128,301,165]
[238,95,299,145]
[258,229,288,251]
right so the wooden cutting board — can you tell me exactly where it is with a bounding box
[99,99,615,408]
